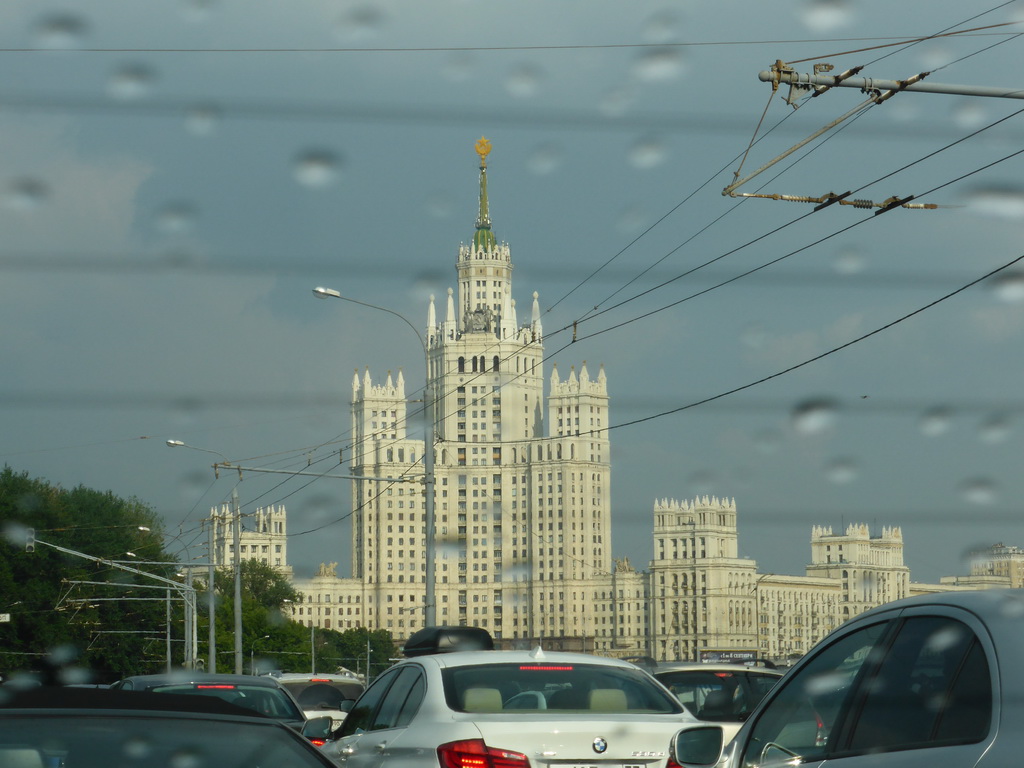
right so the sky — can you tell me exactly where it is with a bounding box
[2,0,1023,586]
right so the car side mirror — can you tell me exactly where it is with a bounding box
[672,725,725,767]
[302,715,333,740]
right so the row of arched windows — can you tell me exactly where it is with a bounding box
[458,355,501,373]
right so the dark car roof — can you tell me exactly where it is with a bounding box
[113,672,286,689]
[0,685,274,719]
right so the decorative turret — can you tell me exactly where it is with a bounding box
[456,138,513,332]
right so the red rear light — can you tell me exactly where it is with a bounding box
[517,665,573,671]
[195,684,236,689]
[438,740,529,768]
[310,678,331,682]
[309,739,327,748]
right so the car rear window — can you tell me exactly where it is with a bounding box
[151,684,303,719]
[280,680,364,708]
[442,662,684,714]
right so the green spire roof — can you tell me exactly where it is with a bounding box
[473,136,496,251]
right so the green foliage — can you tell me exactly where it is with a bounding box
[0,467,175,682]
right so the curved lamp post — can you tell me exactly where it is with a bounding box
[313,286,437,627]
[251,634,270,675]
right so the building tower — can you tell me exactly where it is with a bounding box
[346,138,614,642]
[649,496,757,661]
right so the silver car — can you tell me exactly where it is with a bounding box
[672,589,1022,768]
[321,626,702,768]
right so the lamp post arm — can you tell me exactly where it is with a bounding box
[313,285,438,627]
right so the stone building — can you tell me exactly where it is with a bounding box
[286,138,635,648]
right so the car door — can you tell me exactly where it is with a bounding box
[360,665,427,768]
[733,608,994,768]
[329,666,426,768]
[329,667,402,768]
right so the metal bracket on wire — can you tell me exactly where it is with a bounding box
[722,60,941,212]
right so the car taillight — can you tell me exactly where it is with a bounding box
[309,739,327,748]
[438,740,529,768]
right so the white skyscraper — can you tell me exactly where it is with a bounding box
[297,138,616,646]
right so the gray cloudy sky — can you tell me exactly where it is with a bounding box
[3,0,1023,584]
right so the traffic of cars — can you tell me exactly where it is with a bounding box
[671,589,1022,768]
[7,592,1024,768]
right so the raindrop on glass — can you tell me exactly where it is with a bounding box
[978,413,1011,443]
[951,100,987,130]
[108,63,156,100]
[336,5,388,39]
[599,87,633,117]
[833,246,865,275]
[527,143,563,175]
[442,52,475,83]
[990,271,1024,303]
[643,11,682,43]
[800,0,853,32]
[919,406,952,437]
[425,191,453,219]
[792,398,839,435]
[959,477,997,505]
[753,429,782,454]
[293,150,341,188]
[965,186,1024,220]
[616,205,648,234]
[825,457,858,484]
[184,104,221,135]
[631,48,686,82]
[687,470,717,494]
[4,178,49,212]
[504,64,543,98]
[628,136,667,169]
[157,248,201,270]
[155,202,197,234]
[182,0,217,22]
[33,13,88,48]
[178,470,210,501]
[740,324,767,349]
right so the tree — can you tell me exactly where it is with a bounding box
[0,467,176,682]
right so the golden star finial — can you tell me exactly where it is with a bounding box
[475,136,492,166]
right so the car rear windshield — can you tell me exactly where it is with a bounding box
[280,680,364,708]
[655,669,781,722]
[442,662,684,714]
[151,684,303,720]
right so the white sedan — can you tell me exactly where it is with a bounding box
[320,627,701,768]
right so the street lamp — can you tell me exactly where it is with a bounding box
[313,286,437,627]
[250,634,270,675]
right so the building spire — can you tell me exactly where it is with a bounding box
[473,137,496,252]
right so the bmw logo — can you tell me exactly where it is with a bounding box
[593,738,608,754]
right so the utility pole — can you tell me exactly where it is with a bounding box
[208,514,217,673]
[233,487,243,675]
